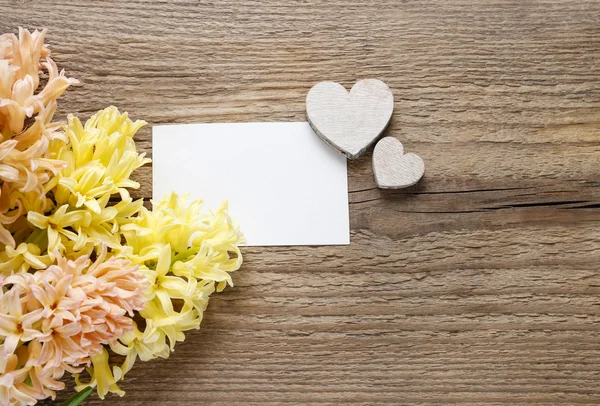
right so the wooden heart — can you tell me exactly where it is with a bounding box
[306,79,394,159]
[373,137,424,189]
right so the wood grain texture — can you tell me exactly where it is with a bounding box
[1,0,600,404]
[306,79,394,159]
[373,137,425,188]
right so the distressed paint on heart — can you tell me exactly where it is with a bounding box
[373,137,425,189]
[306,79,394,159]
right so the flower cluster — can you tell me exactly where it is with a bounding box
[0,28,244,405]
[0,249,148,404]
[72,195,244,397]
[0,28,78,248]
[27,106,150,256]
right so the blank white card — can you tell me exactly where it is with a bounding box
[152,122,349,246]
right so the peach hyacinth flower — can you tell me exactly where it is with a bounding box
[0,28,77,248]
[0,247,149,405]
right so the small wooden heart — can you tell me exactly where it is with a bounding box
[373,137,424,189]
[306,79,394,159]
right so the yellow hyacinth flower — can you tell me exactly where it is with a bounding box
[0,241,52,275]
[47,106,150,212]
[75,348,125,400]
[27,194,144,257]
[93,193,245,391]
[24,107,149,259]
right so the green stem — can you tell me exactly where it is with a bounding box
[59,387,93,406]
[24,228,49,252]
[172,247,198,263]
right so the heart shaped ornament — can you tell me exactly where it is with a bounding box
[306,79,394,159]
[373,137,424,189]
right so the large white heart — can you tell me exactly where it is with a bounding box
[306,79,394,159]
[373,137,424,189]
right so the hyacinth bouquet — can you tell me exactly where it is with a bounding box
[0,28,244,405]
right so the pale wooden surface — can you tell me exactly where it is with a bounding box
[373,137,425,189]
[2,0,600,404]
[306,79,394,159]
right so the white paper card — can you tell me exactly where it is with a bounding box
[152,122,349,246]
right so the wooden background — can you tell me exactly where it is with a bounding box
[2,0,600,404]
